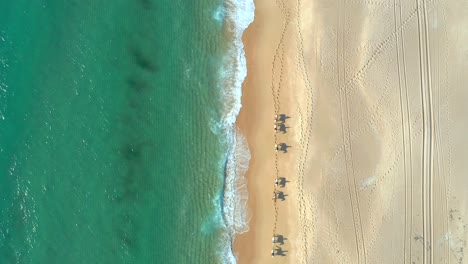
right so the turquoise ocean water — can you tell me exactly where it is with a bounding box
[0,1,253,263]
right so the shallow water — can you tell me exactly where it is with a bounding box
[0,0,252,263]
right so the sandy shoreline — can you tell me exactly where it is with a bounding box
[235,0,468,263]
[234,0,303,263]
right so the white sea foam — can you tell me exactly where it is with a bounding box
[217,0,255,133]
[223,128,250,233]
[213,6,226,23]
[220,127,251,264]
[215,0,255,263]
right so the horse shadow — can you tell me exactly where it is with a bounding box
[276,114,291,123]
[276,123,290,134]
[274,246,288,256]
[274,235,287,245]
[278,177,290,188]
[276,191,288,201]
[277,143,291,153]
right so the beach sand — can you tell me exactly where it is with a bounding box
[235,0,468,263]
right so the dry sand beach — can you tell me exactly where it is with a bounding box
[235,0,468,263]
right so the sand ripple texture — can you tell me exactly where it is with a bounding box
[274,0,468,263]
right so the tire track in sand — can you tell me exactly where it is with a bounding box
[396,0,416,262]
[327,0,443,166]
[337,1,366,262]
[416,0,435,262]
[392,0,410,262]
[338,0,439,96]
[422,2,435,263]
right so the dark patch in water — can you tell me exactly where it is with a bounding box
[114,212,140,252]
[127,98,139,110]
[138,0,154,10]
[122,102,154,127]
[126,76,150,93]
[115,139,156,205]
[129,47,158,73]
[119,229,135,248]
[113,167,142,254]
[114,35,160,255]
[115,165,138,203]
[122,143,144,161]
[121,140,155,162]
[115,185,138,204]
